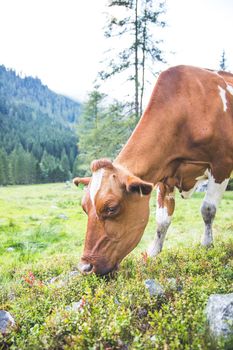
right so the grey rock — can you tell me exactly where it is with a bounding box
[47,276,61,284]
[8,291,15,301]
[67,270,80,279]
[57,213,68,220]
[166,278,183,292]
[65,181,71,188]
[117,339,128,349]
[0,310,15,334]
[150,335,157,342]
[6,247,15,252]
[167,278,177,290]
[138,307,148,318]
[47,270,80,286]
[114,298,121,305]
[144,279,164,297]
[206,293,233,338]
[66,299,85,312]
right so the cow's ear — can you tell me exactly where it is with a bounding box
[126,176,153,195]
[73,177,91,187]
[91,158,113,172]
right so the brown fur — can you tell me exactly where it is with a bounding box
[73,177,90,186]
[91,159,114,172]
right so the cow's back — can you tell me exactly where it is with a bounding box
[116,65,233,184]
[164,66,233,166]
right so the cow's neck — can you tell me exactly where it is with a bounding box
[114,109,178,184]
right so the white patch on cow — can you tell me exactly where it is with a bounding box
[166,193,175,200]
[156,187,171,224]
[148,205,171,257]
[156,206,171,225]
[204,170,229,208]
[148,186,174,257]
[89,168,105,206]
[147,233,166,257]
[148,207,171,257]
[218,86,227,111]
[200,171,229,247]
[226,84,233,95]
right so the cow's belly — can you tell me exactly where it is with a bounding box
[180,173,208,199]
[174,163,208,199]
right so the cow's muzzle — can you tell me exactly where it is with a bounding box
[78,262,93,274]
[78,258,119,276]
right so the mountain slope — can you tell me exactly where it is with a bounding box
[0,65,81,124]
[0,65,81,185]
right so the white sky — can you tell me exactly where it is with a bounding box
[0,0,232,102]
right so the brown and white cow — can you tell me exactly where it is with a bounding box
[74,65,233,275]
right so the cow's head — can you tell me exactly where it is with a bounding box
[73,159,153,275]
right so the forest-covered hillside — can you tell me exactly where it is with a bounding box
[0,65,81,185]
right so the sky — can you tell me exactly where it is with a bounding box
[0,0,232,102]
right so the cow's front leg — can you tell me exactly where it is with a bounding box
[201,173,229,246]
[147,183,175,257]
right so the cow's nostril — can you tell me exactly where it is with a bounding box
[78,262,93,273]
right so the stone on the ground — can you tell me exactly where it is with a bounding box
[57,213,68,220]
[68,270,80,278]
[114,298,121,305]
[144,279,164,297]
[6,247,15,252]
[66,299,85,312]
[167,278,177,290]
[138,307,148,317]
[166,277,182,292]
[0,310,15,334]
[206,293,233,338]
[47,276,60,284]
[150,335,157,342]
[47,270,80,286]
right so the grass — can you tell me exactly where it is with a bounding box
[0,183,232,349]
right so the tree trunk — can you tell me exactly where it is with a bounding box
[134,0,139,122]
[140,21,147,117]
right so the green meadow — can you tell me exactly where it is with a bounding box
[0,183,232,349]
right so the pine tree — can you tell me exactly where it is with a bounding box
[76,91,133,175]
[10,148,18,185]
[61,148,71,180]
[13,146,28,184]
[0,149,8,185]
[40,150,56,182]
[25,152,38,184]
[99,0,166,121]
[219,50,227,71]
[76,90,106,174]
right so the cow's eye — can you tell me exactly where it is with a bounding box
[106,206,117,213]
[104,204,120,217]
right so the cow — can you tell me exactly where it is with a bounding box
[73,65,233,275]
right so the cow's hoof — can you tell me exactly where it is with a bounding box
[200,240,214,248]
[147,245,160,258]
